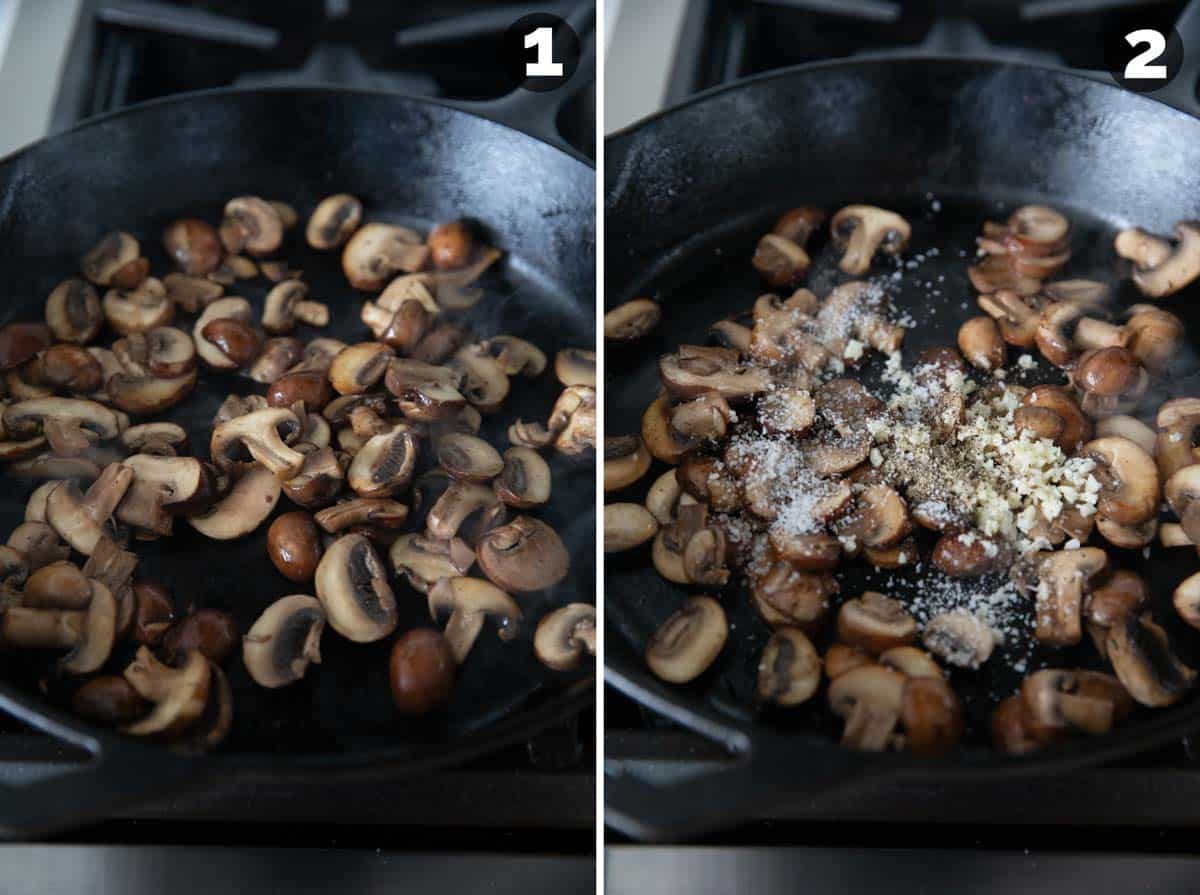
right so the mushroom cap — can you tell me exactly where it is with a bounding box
[1165,464,1200,541]
[605,298,661,341]
[957,316,1005,371]
[901,676,965,757]
[534,603,596,671]
[427,576,522,662]
[756,627,821,706]
[223,196,284,257]
[830,205,911,275]
[436,431,503,482]
[122,647,212,737]
[243,594,325,688]
[58,580,118,674]
[306,193,363,250]
[836,592,917,655]
[81,231,141,287]
[476,516,569,593]
[554,348,596,389]
[1106,614,1196,707]
[1174,570,1200,630]
[878,646,944,679]
[921,610,995,669]
[23,561,92,609]
[604,503,659,553]
[186,464,281,540]
[827,663,906,751]
[645,595,728,684]
[342,222,427,291]
[46,279,103,345]
[493,446,552,508]
[314,533,398,643]
[193,297,254,370]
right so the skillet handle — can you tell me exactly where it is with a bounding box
[443,1,595,158]
[604,666,870,841]
[0,688,197,838]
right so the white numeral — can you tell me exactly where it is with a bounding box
[1125,28,1168,80]
[524,26,564,77]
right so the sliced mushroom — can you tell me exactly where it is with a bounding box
[757,627,820,706]
[604,502,659,553]
[261,281,329,334]
[436,431,503,482]
[210,407,304,479]
[1023,385,1091,453]
[451,345,511,413]
[1106,614,1196,707]
[107,368,197,415]
[922,610,995,669]
[836,592,917,655]
[752,234,810,287]
[835,485,909,550]
[659,346,769,401]
[1022,668,1132,734]
[645,595,727,684]
[222,196,284,257]
[388,533,474,593]
[103,278,173,337]
[186,464,281,540]
[8,521,70,569]
[122,647,211,737]
[1080,436,1159,525]
[879,646,943,679]
[902,677,965,757]
[1175,571,1200,630]
[427,576,521,662]
[1121,221,1200,298]
[0,579,117,674]
[314,533,398,643]
[534,603,596,671]
[347,425,418,498]
[978,289,1043,347]
[81,232,143,288]
[492,446,551,508]
[750,561,837,630]
[1032,547,1108,648]
[828,664,906,751]
[313,498,408,535]
[243,594,325,688]
[957,316,1005,371]
[45,464,132,555]
[306,193,363,250]
[282,445,344,509]
[830,205,911,275]
[193,297,254,371]
[162,219,222,275]
[342,223,428,290]
[605,299,661,341]
[825,643,872,680]
[45,279,103,345]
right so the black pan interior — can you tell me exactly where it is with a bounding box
[0,87,595,768]
[605,58,1200,761]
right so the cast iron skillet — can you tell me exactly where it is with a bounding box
[605,49,1200,840]
[0,21,595,836]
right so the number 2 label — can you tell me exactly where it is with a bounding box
[1124,29,1168,80]
[524,26,564,77]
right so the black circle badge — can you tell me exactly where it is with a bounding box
[1105,25,1184,93]
[501,13,582,93]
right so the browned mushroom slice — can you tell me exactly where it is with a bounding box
[243,595,325,688]
[192,297,254,371]
[162,219,222,275]
[957,316,1005,371]
[1021,668,1131,736]
[107,368,196,415]
[900,677,964,757]
[1028,547,1108,648]
[550,348,594,390]
[436,431,503,482]
[605,299,661,341]
[754,627,819,707]
[804,431,871,477]
[752,234,810,287]
[44,464,132,555]
[476,516,569,593]
[222,196,284,257]
[426,480,504,542]
[821,644,870,680]
[162,273,223,314]
[750,561,837,630]
[969,255,1041,295]
[534,603,596,671]
[836,592,917,655]
[977,289,1044,347]
[1080,436,1159,525]
[604,502,659,553]
[427,576,521,662]
[670,393,733,441]
[922,610,995,669]
[313,533,397,642]
[481,336,547,378]
[103,278,173,337]
[45,279,103,345]
[1165,464,1200,542]
[659,346,769,401]
[388,532,474,593]
[1119,222,1200,298]
[81,232,144,288]
[121,647,211,737]
[313,498,408,535]
[830,205,911,275]
[835,485,909,550]
[878,646,943,680]
[492,446,551,509]
[307,193,363,250]
[828,664,906,751]
[1105,614,1196,707]
[0,322,53,371]
[645,596,727,684]
[768,531,841,571]
[346,425,418,498]
[262,281,329,334]
[186,465,281,540]
[210,407,304,479]
[639,392,695,465]
[342,223,428,290]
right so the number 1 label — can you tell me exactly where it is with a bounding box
[524,26,564,77]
